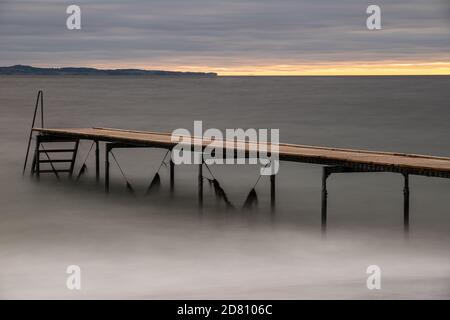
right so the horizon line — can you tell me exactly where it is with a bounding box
[2,61,450,76]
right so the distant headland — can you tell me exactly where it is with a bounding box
[0,65,217,77]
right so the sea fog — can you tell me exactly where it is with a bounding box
[0,75,449,299]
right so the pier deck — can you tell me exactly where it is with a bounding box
[33,127,450,178]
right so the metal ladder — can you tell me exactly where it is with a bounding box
[23,90,80,179]
[31,135,80,178]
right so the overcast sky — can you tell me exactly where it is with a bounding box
[1,0,449,74]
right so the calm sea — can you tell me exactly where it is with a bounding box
[0,75,449,298]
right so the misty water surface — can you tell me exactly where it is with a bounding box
[0,76,449,299]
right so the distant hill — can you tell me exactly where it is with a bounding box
[0,65,217,77]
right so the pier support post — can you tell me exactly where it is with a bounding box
[105,144,110,193]
[95,140,100,183]
[35,135,40,179]
[31,152,36,176]
[170,156,175,196]
[403,173,410,236]
[68,139,79,179]
[270,174,276,213]
[199,162,203,207]
[321,167,329,235]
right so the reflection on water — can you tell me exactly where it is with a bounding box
[0,76,449,299]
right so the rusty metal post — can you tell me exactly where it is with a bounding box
[270,174,276,213]
[105,144,110,193]
[199,162,203,207]
[95,140,100,183]
[40,91,44,128]
[321,167,329,235]
[23,91,43,176]
[68,139,79,179]
[403,173,410,236]
[35,135,40,179]
[170,157,175,196]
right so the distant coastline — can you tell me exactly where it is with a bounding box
[0,65,217,77]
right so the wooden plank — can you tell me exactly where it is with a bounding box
[32,127,450,176]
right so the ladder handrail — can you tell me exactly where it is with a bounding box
[22,90,44,175]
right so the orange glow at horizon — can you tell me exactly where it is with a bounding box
[69,61,450,76]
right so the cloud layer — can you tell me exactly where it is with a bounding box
[1,0,449,74]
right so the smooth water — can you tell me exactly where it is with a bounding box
[0,76,449,299]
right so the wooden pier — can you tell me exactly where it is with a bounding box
[28,126,450,234]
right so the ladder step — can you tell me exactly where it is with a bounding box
[38,169,72,173]
[39,159,73,163]
[39,149,76,153]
